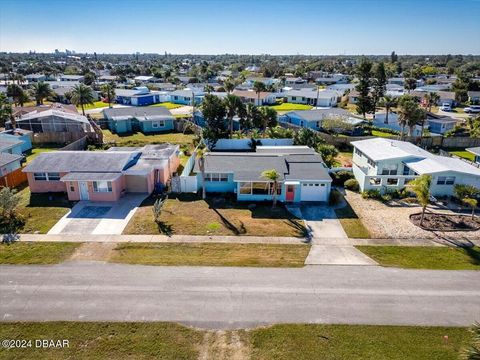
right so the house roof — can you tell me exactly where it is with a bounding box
[193,147,331,182]
[60,75,84,80]
[0,153,22,167]
[12,103,78,117]
[468,91,480,97]
[103,106,173,121]
[467,147,480,156]
[284,108,355,121]
[284,89,338,99]
[232,90,273,100]
[352,138,480,176]
[17,109,90,125]
[0,137,23,151]
[23,151,138,173]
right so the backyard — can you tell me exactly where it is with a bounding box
[76,101,110,110]
[149,101,183,109]
[25,145,62,163]
[123,194,307,237]
[268,103,313,112]
[447,149,476,162]
[102,129,195,147]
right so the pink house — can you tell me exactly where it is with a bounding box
[23,144,180,202]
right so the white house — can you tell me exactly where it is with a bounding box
[351,138,480,196]
[283,89,338,107]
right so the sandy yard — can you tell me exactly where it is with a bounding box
[344,190,480,241]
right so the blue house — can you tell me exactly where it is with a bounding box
[0,129,33,152]
[192,146,332,203]
[169,90,204,105]
[115,87,167,106]
[0,137,24,177]
[103,107,176,134]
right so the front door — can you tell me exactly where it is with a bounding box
[79,182,89,200]
[286,185,295,201]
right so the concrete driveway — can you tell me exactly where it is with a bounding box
[48,194,147,235]
[288,204,377,266]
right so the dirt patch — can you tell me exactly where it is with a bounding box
[197,330,250,360]
[411,213,480,232]
[69,242,116,262]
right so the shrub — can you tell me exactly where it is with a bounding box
[361,189,381,199]
[332,170,354,185]
[329,189,342,206]
[381,193,392,202]
[344,178,359,192]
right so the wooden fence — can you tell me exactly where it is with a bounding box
[60,136,88,151]
[0,167,27,188]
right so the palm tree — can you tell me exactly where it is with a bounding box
[463,322,480,360]
[70,84,95,116]
[204,84,214,94]
[398,95,419,139]
[243,103,259,130]
[382,95,397,124]
[6,84,28,107]
[423,92,440,112]
[101,82,116,108]
[404,78,417,93]
[253,81,266,106]
[196,148,207,200]
[0,93,12,128]
[224,94,243,138]
[261,169,280,208]
[31,82,52,105]
[259,106,277,132]
[223,78,235,94]
[407,175,431,226]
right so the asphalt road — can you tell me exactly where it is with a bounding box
[1,262,479,329]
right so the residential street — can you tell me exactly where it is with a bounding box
[1,262,479,329]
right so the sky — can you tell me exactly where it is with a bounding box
[1,0,479,55]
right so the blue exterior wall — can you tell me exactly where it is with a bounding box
[280,115,320,130]
[108,119,132,134]
[139,119,175,133]
[236,182,287,202]
[196,173,236,192]
[428,121,455,134]
[0,133,31,153]
[136,95,156,106]
[0,159,22,176]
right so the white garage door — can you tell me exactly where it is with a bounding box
[300,182,328,202]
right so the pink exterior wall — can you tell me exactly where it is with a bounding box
[65,177,125,202]
[26,172,68,193]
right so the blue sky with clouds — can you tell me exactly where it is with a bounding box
[1,0,479,54]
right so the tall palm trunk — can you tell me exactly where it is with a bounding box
[385,106,389,124]
[271,181,277,208]
[229,116,234,138]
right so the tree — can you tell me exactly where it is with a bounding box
[398,95,421,138]
[453,72,470,103]
[316,143,339,168]
[354,58,373,119]
[0,93,12,128]
[243,103,260,130]
[423,92,440,112]
[202,94,227,146]
[100,82,116,108]
[407,175,432,226]
[321,117,354,135]
[0,187,20,219]
[381,95,397,124]
[152,196,166,223]
[454,184,480,219]
[371,62,387,119]
[253,81,266,106]
[223,94,244,137]
[196,148,207,200]
[223,78,235,93]
[293,128,323,148]
[390,51,398,63]
[204,84,214,94]
[404,78,417,93]
[69,84,95,116]
[261,169,279,208]
[7,84,29,107]
[31,82,52,105]
[259,106,277,132]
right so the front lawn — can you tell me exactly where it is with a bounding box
[110,243,309,267]
[149,102,183,109]
[371,129,396,138]
[269,103,313,111]
[76,101,110,110]
[102,129,195,147]
[357,246,480,270]
[449,150,475,162]
[16,187,72,234]
[334,203,371,238]
[0,242,80,264]
[123,194,307,237]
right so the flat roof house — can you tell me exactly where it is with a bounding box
[466,147,480,164]
[192,146,332,203]
[169,89,204,105]
[115,87,165,106]
[23,144,180,202]
[60,74,85,82]
[351,138,480,196]
[279,108,363,132]
[0,138,24,177]
[103,107,175,134]
[283,89,338,107]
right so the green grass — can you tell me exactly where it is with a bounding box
[269,103,313,111]
[149,102,183,109]
[371,129,396,138]
[16,187,72,234]
[0,322,202,360]
[110,243,310,267]
[334,203,371,238]
[0,242,80,264]
[250,324,470,360]
[102,129,195,147]
[356,246,480,270]
[0,323,471,359]
[449,150,475,162]
[76,101,110,110]
[123,194,307,237]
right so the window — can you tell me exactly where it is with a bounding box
[239,182,251,194]
[269,183,282,195]
[369,178,381,186]
[47,172,60,181]
[355,148,363,157]
[252,182,269,195]
[316,121,320,128]
[381,164,398,175]
[34,172,47,181]
[387,178,399,186]
[292,96,297,101]
[93,181,112,193]
[206,173,228,182]
[69,182,75,192]
[403,166,411,176]
[367,158,376,167]
[437,176,455,185]
[152,120,165,128]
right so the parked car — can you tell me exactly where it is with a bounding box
[464,105,480,114]
[440,103,452,111]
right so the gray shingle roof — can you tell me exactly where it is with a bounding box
[60,172,123,181]
[103,106,173,120]
[23,151,138,173]
[284,108,354,121]
[0,138,23,150]
[0,153,22,167]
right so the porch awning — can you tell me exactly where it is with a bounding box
[60,172,122,182]
[284,181,300,185]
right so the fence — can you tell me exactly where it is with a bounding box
[0,167,27,188]
[31,131,101,145]
[171,148,198,193]
[59,136,88,151]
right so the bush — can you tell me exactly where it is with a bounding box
[344,178,359,192]
[361,189,381,199]
[329,189,342,206]
[332,170,354,186]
